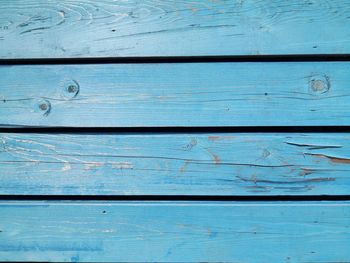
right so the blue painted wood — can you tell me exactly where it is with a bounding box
[0,1,350,58]
[1,133,350,195]
[0,2,348,263]
[1,62,350,127]
[0,201,349,262]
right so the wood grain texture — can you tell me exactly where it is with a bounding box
[0,0,350,58]
[1,62,350,127]
[1,133,350,195]
[0,201,349,262]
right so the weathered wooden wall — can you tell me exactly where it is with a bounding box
[1,1,349,262]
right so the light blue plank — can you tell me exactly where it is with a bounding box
[1,133,350,195]
[0,201,349,262]
[1,62,350,127]
[0,1,350,58]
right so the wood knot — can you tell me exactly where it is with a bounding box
[309,74,330,94]
[37,99,51,116]
[62,79,80,99]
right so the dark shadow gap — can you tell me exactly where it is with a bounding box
[0,126,350,134]
[0,195,349,201]
[1,54,350,65]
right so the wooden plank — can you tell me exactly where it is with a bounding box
[1,62,350,127]
[1,133,350,195]
[0,201,349,262]
[0,1,350,58]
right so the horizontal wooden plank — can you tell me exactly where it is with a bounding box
[1,62,350,127]
[0,201,349,262]
[0,1,350,58]
[1,133,350,195]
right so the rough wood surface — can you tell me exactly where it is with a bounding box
[1,62,350,127]
[0,201,349,262]
[0,1,350,58]
[1,133,350,195]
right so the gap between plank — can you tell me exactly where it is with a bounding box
[0,126,350,134]
[1,54,350,65]
[0,195,349,201]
